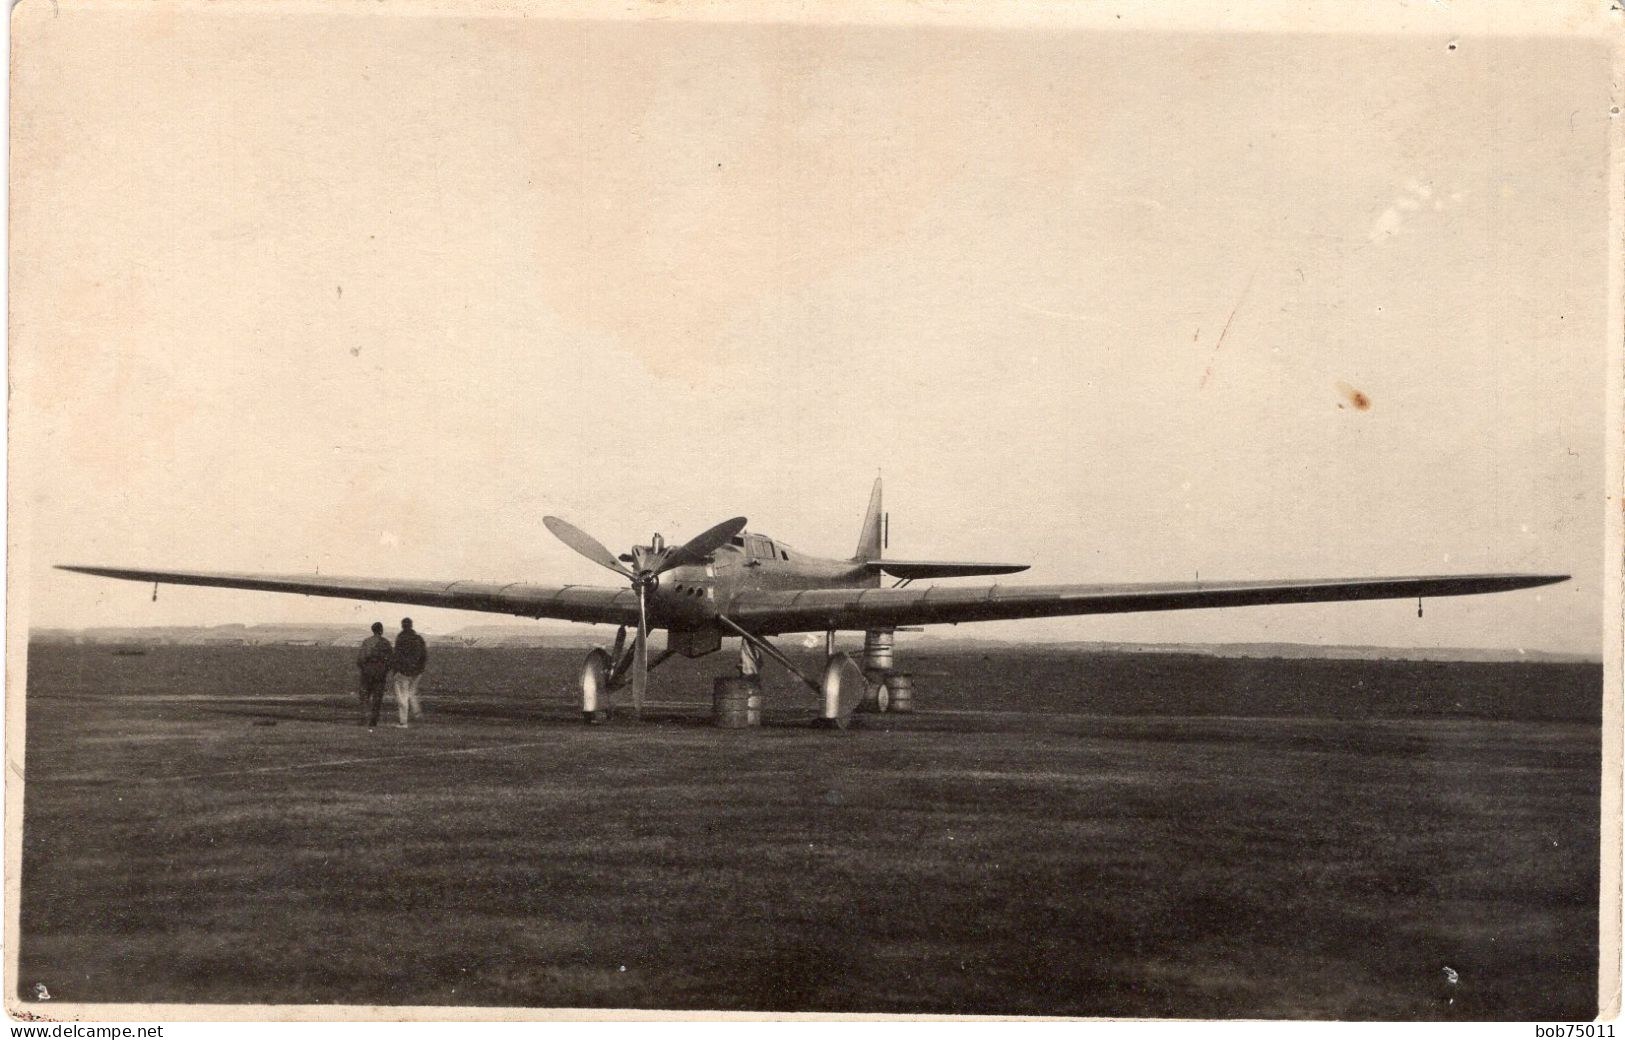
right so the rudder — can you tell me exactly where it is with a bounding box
[853,477,883,562]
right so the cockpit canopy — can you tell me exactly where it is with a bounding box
[729,533,790,562]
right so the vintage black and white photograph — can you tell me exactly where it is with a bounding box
[6,0,1618,1021]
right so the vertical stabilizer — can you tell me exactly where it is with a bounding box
[853,477,883,562]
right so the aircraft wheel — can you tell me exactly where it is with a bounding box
[580,648,612,724]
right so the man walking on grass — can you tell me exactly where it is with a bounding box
[356,621,392,729]
[390,617,428,728]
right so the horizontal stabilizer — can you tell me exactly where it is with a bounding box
[862,560,1030,579]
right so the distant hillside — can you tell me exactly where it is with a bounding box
[908,636,1598,664]
[27,624,1594,662]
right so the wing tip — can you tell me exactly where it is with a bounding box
[57,565,156,582]
[1456,573,1569,594]
[1526,573,1571,587]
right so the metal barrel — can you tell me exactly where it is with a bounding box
[713,676,762,728]
[885,673,915,714]
[863,629,895,672]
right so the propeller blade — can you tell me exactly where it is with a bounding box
[657,516,748,575]
[632,585,649,717]
[543,516,635,579]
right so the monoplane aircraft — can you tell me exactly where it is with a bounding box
[59,479,1567,727]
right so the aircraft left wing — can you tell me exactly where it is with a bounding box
[55,566,641,626]
[727,573,1569,634]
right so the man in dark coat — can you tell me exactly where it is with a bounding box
[356,621,392,729]
[390,617,428,728]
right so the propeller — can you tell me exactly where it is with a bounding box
[543,514,747,715]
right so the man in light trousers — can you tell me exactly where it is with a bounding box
[390,617,428,728]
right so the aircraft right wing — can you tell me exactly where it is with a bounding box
[726,573,1570,634]
[55,565,641,626]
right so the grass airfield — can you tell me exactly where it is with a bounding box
[17,643,1601,1018]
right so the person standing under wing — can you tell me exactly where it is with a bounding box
[356,622,392,730]
[390,617,428,728]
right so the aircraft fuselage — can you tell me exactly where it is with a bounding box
[641,532,874,639]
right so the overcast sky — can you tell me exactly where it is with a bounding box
[11,4,1613,653]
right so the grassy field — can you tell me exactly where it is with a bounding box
[16,643,1602,1018]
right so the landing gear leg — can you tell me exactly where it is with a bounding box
[714,615,848,730]
[582,627,677,725]
[738,638,763,677]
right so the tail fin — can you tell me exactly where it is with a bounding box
[852,477,883,562]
